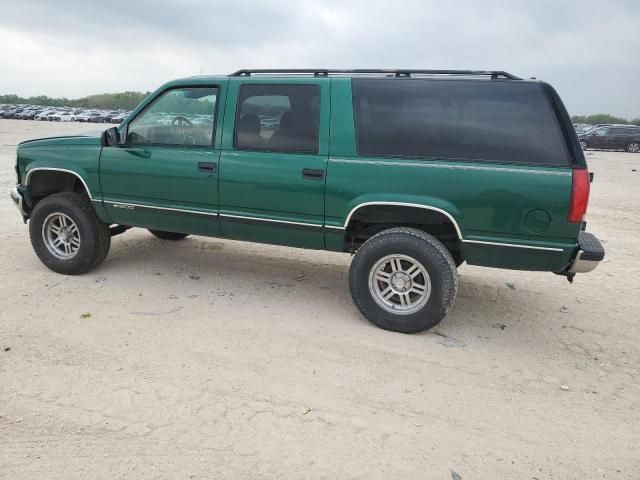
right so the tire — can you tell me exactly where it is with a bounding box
[627,142,640,153]
[580,140,588,151]
[29,192,111,275]
[148,230,189,241]
[349,227,458,333]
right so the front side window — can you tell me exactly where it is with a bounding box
[235,84,320,153]
[352,79,570,166]
[126,87,218,146]
[592,128,608,136]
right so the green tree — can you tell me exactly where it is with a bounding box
[571,114,632,125]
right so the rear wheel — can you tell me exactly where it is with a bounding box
[148,230,189,241]
[349,227,458,333]
[627,142,640,153]
[29,192,111,275]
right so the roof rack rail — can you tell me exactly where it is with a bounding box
[229,69,522,80]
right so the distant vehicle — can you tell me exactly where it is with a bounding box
[35,110,56,121]
[45,112,62,121]
[573,124,593,134]
[4,107,24,119]
[59,113,77,122]
[579,125,640,153]
[76,112,102,123]
[109,112,130,124]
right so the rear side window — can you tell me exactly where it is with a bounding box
[352,79,570,166]
[235,84,320,153]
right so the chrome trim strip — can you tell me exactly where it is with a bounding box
[462,239,564,252]
[25,168,93,199]
[343,202,463,239]
[100,200,564,253]
[220,213,322,228]
[108,201,218,217]
[331,158,572,177]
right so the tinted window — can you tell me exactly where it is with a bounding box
[352,79,569,166]
[609,127,626,135]
[127,87,217,146]
[235,84,320,153]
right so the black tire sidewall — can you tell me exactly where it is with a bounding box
[350,230,456,333]
[29,194,103,274]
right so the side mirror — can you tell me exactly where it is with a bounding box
[101,126,121,147]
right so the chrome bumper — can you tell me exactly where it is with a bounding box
[10,186,28,220]
[568,232,605,274]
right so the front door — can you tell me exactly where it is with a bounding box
[100,85,224,236]
[588,127,609,149]
[218,79,329,248]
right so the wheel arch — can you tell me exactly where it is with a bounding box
[343,201,462,238]
[340,201,464,258]
[26,168,93,199]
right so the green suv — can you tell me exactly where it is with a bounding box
[10,69,605,333]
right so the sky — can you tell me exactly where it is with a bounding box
[0,0,638,117]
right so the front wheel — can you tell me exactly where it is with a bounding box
[349,227,458,333]
[580,140,588,151]
[29,192,111,275]
[627,142,640,153]
[148,230,189,240]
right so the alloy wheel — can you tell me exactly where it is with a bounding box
[368,254,431,315]
[42,212,81,259]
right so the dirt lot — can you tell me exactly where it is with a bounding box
[0,120,638,479]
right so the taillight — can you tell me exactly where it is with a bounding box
[568,169,590,223]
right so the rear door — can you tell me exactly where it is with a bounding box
[100,84,224,236]
[589,127,609,148]
[217,78,329,248]
[608,127,628,149]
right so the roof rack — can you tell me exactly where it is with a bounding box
[229,69,521,80]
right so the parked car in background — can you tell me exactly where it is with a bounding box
[109,112,131,124]
[574,123,594,134]
[59,112,77,122]
[1,104,119,122]
[35,110,55,121]
[579,125,640,152]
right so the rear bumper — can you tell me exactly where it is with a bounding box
[10,186,28,221]
[568,231,605,274]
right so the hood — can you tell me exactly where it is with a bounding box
[18,131,102,148]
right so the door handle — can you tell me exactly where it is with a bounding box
[198,162,217,173]
[124,147,151,159]
[302,168,324,180]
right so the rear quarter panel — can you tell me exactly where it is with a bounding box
[326,78,581,271]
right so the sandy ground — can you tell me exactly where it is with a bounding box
[0,119,638,479]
